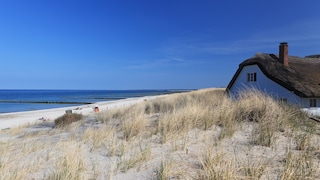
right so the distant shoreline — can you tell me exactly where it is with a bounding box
[0,89,191,114]
[0,94,170,130]
[0,100,93,105]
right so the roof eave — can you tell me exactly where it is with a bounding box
[226,64,243,93]
[227,62,308,98]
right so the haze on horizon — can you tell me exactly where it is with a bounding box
[1,0,320,90]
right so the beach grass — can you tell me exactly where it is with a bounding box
[1,88,320,179]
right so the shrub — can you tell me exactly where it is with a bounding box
[54,113,83,128]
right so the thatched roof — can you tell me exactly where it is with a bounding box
[227,53,320,98]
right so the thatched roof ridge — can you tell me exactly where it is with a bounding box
[227,53,320,98]
[305,54,320,58]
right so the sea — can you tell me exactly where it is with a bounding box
[0,90,186,113]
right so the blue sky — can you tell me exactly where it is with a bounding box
[1,0,320,90]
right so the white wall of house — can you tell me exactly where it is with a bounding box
[302,107,320,116]
[301,98,320,116]
[300,98,320,108]
[229,64,303,106]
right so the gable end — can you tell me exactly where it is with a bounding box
[227,61,306,97]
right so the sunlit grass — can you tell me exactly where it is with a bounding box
[1,88,320,179]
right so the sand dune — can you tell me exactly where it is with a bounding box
[1,89,319,179]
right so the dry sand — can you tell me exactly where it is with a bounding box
[0,95,165,130]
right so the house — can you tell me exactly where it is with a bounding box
[226,42,320,116]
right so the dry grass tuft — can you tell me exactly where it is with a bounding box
[120,112,150,141]
[198,148,236,179]
[279,149,315,179]
[155,160,183,180]
[117,146,151,173]
[82,126,119,153]
[233,90,301,147]
[49,141,86,179]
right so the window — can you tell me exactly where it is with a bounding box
[247,73,257,82]
[279,98,287,103]
[310,99,317,107]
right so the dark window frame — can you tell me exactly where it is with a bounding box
[247,73,257,82]
[310,99,317,107]
[279,98,287,103]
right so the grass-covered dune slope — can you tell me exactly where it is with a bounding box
[1,88,320,179]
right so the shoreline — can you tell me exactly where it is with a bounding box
[0,94,167,130]
[0,89,190,114]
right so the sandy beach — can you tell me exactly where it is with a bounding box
[0,95,165,130]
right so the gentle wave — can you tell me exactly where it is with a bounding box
[0,100,92,105]
[0,89,189,113]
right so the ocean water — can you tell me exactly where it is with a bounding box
[0,90,182,113]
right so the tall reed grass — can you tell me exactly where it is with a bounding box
[49,141,86,179]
